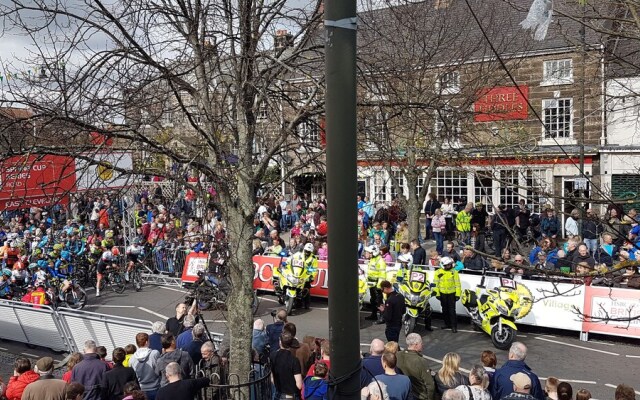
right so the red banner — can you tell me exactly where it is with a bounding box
[1,195,69,212]
[182,254,330,298]
[474,86,529,122]
[252,255,329,298]
[581,286,640,339]
[0,155,76,211]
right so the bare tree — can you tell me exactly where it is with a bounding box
[0,0,325,384]
[355,0,535,239]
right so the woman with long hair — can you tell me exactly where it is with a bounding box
[455,365,492,400]
[436,353,470,395]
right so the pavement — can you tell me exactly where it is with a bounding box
[1,283,639,400]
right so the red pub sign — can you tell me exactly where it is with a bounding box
[474,86,529,122]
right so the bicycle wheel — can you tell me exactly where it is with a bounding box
[110,272,126,294]
[133,270,143,292]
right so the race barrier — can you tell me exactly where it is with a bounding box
[57,309,153,355]
[0,300,70,351]
[182,254,639,341]
[581,286,640,341]
[0,299,151,354]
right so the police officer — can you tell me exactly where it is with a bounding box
[433,256,461,333]
[288,242,318,309]
[378,280,405,342]
[364,245,387,322]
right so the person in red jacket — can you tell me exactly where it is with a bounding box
[5,357,39,400]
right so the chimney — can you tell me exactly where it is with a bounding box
[434,0,452,9]
[274,30,294,51]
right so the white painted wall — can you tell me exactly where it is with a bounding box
[606,77,640,144]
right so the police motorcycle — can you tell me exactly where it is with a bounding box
[396,254,434,335]
[272,243,317,315]
[461,271,533,350]
[358,265,368,310]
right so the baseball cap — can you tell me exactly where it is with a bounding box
[36,356,54,372]
[510,372,532,389]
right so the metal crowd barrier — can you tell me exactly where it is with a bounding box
[152,246,189,276]
[56,308,153,355]
[0,300,70,351]
[0,300,153,354]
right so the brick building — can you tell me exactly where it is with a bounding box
[349,0,609,229]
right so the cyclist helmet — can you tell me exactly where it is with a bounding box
[303,243,314,253]
[2,268,12,277]
[28,263,39,270]
[439,257,455,269]
[53,243,64,252]
[105,230,114,239]
[365,245,380,257]
[398,254,413,265]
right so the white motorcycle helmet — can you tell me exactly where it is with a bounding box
[303,242,315,252]
[364,245,380,257]
[398,254,413,266]
[439,256,455,269]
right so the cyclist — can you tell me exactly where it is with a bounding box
[126,238,145,281]
[96,243,117,297]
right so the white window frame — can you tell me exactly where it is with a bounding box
[374,171,387,203]
[542,59,573,86]
[298,119,320,148]
[390,170,405,199]
[435,170,468,205]
[368,82,389,101]
[256,102,268,120]
[438,71,460,94]
[542,98,574,143]
[365,111,387,147]
[435,105,460,135]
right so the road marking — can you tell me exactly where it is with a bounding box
[258,296,281,304]
[137,307,169,320]
[539,378,597,384]
[457,329,481,334]
[21,352,40,358]
[605,384,640,395]
[204,320,228,323]
[625,354,640,358]
[158,286,188,294]
[534,337,620,356]
[0,346,8,351]
[84,305,136,308]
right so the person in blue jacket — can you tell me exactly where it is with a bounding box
[491,342,545,400]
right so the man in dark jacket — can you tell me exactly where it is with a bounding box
[396,333,436,400]
[266,309,287,356]
[463,248,488,271]
[491,342,544,400]
[71,340,110,400]
[101,348,138,400]
[582,209,602,254]
[155,334,194,387]
[411,240,427,266]
[378,280,405,342]
[499,373,537,400]
[424,194,441,241]
[360,339,385,388]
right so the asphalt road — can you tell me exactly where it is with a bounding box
[2,284,639,400]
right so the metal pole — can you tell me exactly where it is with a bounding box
[325,0,360,399]
[579,3,586,211]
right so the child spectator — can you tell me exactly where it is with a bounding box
[303,361,329,400]
[123,344,137,367]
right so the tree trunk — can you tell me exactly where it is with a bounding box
[224,208,255,391]
[406,197,421,241]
